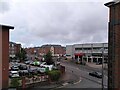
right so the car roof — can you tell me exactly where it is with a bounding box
[10,71,18,73]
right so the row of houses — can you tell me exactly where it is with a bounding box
[25,44,66,60]
[9,42,108,63]
[25,45,66,57]
[9,42,66,60]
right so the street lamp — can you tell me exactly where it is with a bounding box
[100,48,104,90]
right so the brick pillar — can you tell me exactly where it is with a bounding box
[0,25,14,89]
[105,1,120,89]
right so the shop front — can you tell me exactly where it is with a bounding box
[74,53,85,63]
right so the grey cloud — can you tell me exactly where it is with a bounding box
[1,0,108,47]
[29,2,108,44]
[0,1,11,13]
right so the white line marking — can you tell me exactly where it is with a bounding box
[62,82,69,86]
[74,77,82,84]
[57,83,68,88]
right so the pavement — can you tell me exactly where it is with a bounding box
[86,62,108,70]
[86,62,102,69]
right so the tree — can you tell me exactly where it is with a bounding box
[44,51,54,65]
[16,48,27,62]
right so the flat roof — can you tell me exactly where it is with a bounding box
[0,24,14,29]
[104,0,120,7]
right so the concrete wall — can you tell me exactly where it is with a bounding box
[66,45,73,58]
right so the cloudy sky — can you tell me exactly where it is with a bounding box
[0,0,111,47]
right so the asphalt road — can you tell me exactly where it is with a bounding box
[29,59,108,89]
[59,60,108,88]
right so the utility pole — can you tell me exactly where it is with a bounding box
[101,48,104,90]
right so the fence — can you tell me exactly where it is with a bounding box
[9,75,49,88]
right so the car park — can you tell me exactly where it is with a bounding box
[89,71,102,78]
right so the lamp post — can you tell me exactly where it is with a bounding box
[101,48,104,90]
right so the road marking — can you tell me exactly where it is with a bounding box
[73,77,82,85]
[62,82,69,86]
[98,80,101,83]
[57,83,69,88]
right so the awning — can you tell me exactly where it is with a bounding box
[74,53,84,56]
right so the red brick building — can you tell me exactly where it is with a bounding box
[25,44,66,60]
[25,47,35,55]
[105,0,120,89]
[0,24,14,89]
[40,44,66,57]
[9,42,21,58]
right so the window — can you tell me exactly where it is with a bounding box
[83,48,91,50]
[12,44,14,47]
[66,54,71,56]
[75,48,82,50]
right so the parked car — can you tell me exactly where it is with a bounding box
[24,61,31,64]
[33,61,41,66]
[52,66,58,70]
[9,71,20,78]
[16,60,20,63]
[19,70,29,76]
[37,67,46,74]
[13,62,21,67]
[28,67,38,75]
[40,62,53,71]
[40,62,47,66]
[19,64,27,70]
[89,71,102,78]
[29,61,34,66]
[11,66,19,71]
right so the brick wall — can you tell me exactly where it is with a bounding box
[108,2,120,88]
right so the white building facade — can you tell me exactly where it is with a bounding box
[66,43,108,63]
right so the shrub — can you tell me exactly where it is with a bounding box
[10,78,20,88]
[48,70,61,81]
